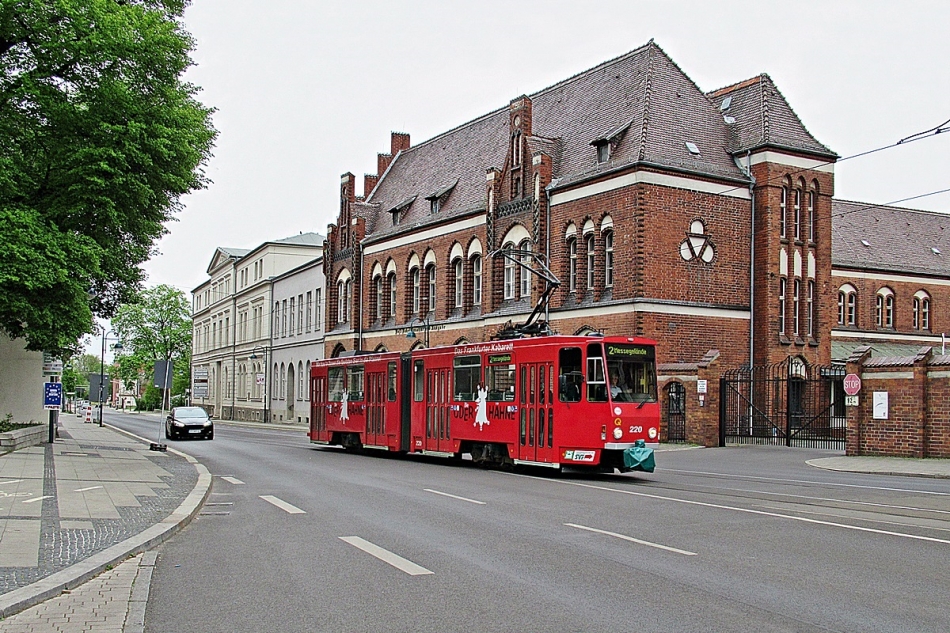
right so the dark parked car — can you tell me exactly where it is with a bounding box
[165,406,214,440]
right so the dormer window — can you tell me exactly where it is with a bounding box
[389,195,416,227]
[424,180,457,216]
[430,198,440,214]
[596,142,610,164]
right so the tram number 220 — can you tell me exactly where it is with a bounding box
[629,426,643,434]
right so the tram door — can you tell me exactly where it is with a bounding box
[519,362,556,463]
[366,370,386,446]
[311,375,327,441]
[425,368,451,452]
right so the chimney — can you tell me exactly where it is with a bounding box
[391,131,410,155]
[377,153,393,178]
[364,174,379,198]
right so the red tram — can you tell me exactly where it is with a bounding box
[309,335,659,472]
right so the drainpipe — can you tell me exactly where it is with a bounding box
[231,283,237,419]
[746,151,756,369]
[357,242,364,351]
[544,180,557,325]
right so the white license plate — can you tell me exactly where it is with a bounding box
[188,429,202,434]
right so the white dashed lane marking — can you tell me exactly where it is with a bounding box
[260,495,306,514]
[423,489,486,505]
[566,523,697,556]
[221,476,245,485]
[339,536,433,576]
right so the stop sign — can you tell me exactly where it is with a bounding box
[843,373,862,396]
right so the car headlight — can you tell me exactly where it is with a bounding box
[172,420,184,427]
[203,420,212,426]
[612,427,623,440]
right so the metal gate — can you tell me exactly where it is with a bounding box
[666,382,687,442]
[719,358,845,449]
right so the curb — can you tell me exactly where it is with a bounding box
[806,458,950,479]
[0,425,212,619]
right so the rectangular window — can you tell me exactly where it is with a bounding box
[807,281,814,337]
[306,291,312,332]
[388,362,397,401]
[780,187,787,238]
[568,239,577,292]
[808,191,816,242]
[504,258,515,300]
[586,235,595,290]
[605,232,614,288]
[412,269,420,313]
[289,297,295,335]
[315,289,322,328]
[586,343,607,402]
[347,365,364,401]
[413,360,424,402]
[453,355,481,401]
[794,189,801,240]
[298,294,304,334]
[328,367,345,402]
[778,278,786,335]
[520,251,531,298]
[485,364,515,401]
[793,279,800,335]
[923,299,931,330]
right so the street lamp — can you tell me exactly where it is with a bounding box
[98,327,122,427]
[405,315,431,348]
[249,346,269,423]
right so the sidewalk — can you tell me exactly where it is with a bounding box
[0,413,210,626]
[807,454,950,478]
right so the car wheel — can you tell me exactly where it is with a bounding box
[164,426,170,439]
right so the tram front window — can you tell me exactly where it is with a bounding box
[605,343,657,403]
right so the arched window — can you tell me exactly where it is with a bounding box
[471,255,482,305]
[808,183,817,242]
[272,363,279,396]
[454,258,463,308]
[373,275,383,323]
[914,291,932,330]
[586,234,595,290]
[838,284,857,326]
[503,245,516,300]
[279,363,286,399]
[298,361,304,400]
[876,288,894,328]
[411,267,420,314]
[304,360,311,399]
[387,272,397,320]
[780,185,788,238]
[793,186,802,240]
[427,265,436,315]
[568,238,577,292]
[519,239,531,298]
[604,230,614,288]
[337,281,347,324]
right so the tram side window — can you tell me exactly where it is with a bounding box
[347,365,364,401]
[558,347,582,402]
[413,360,424,402]
[485,364,515,401]
[387,362,397,401]
[328,367,345,402]
[454,355,481,401]
[587,343,607,402]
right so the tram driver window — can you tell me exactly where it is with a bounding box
[558,347,582,402]
[387,362,397,401]
[485,363,515,401]
[586,343,607,402]
[347,365,365,401]
[328,367,344,402]
[454,355,481,401]
[413,360,424,402]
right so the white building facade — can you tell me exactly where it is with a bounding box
[269,257,326,424]
[191,233,324,421]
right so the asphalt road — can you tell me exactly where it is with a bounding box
[106,411,950,633]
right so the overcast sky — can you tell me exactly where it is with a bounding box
[90,0,949,356]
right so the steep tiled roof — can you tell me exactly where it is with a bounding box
[831,200,950,276]
[709,74,835,158]
[362,41,766,242]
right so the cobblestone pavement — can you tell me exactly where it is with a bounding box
[0,413,209,622]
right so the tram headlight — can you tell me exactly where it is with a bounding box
[612,427,623,440]
[648,427,658,439]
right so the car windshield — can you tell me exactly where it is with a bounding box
[174,408,208,419]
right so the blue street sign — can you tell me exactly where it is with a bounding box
[44,382,63,410]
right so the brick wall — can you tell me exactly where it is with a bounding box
[845,346,950,458]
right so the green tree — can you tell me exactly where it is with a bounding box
[0,0,215,355]
[61,352,101,394]
[111,284,191,403]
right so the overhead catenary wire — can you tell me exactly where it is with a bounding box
[830,187,950,218]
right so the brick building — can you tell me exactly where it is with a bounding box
[323,40,837,376]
